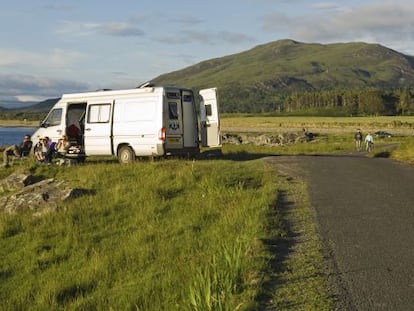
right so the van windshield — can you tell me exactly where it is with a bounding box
[43,108,62,127]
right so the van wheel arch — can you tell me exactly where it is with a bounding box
[117,145,135,164]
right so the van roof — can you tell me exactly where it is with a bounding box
[61,86,190,100]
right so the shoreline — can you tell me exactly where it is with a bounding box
[0,120,38,127]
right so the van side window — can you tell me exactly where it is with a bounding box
[88,104,111,123]
[168,102,178,120]
[45,108,62,126]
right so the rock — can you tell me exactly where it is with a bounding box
[221,131,314,146]
[0,172,33,193]
[222,133,243,144]
[0,172,92,216]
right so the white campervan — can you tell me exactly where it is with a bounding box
[32,86,221,163]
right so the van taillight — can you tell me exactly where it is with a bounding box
[159,127,166,141]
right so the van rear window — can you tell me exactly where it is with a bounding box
[205,104,212,116]
[183,94,193,102]
[168,102,178,119]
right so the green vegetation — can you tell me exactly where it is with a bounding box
[0,156,332,310]
[389,136,414,164]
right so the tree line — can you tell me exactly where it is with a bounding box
[221,87,414,115]
[1,87,414,118]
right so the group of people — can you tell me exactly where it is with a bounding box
[2,134,71,167]
[354,129,374,152]
[33,135,71,165]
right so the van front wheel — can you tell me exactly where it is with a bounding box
[118,146,135,164]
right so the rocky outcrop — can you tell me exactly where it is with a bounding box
[0,172,91,216]
[222,131,315,146]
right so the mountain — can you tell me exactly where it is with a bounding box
[21,98,60,112]
[4,98,59,113]
[151,39,414,112]
[4,40,414,115]
[0,100,37,110]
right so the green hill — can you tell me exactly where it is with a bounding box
[0,98,59,121]
[152,39,414,113]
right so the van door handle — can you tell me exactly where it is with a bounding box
[85,128,91,131]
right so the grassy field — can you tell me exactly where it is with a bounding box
[1,153,335,310]
[221,115,414,136]
[0,119,39,127]
[220,115,414,164]
[1,115,414,310]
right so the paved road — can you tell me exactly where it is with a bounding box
[268,155,414,310]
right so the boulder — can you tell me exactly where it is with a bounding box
[0,172,33,193]
[0,172,91,216]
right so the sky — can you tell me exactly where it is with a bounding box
[1,0,414,106]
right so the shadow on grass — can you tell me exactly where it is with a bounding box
[373,151,391,158]
[254,190,298,309]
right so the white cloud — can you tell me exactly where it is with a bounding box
[0,73,89,102]
[311,2,344,11]
[262,2,414,55]
[56,21,145,37]
[0,48,85,69]
[157,30,254,45]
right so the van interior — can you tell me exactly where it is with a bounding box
[67,103,87,145]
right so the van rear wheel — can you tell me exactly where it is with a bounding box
[118,146,135,164]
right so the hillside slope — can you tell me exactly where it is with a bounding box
[152,39,414,112]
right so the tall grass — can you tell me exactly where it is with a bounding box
[390,136,414,164]
[0,158,277,310]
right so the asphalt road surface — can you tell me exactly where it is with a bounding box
[268,154,414,310]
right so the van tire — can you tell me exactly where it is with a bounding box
[118,146,135,164]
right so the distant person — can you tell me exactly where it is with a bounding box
[365,132,374,152]
[2,134,33,167]
[355,129,363,151]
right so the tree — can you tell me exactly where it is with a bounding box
[397,88,414,115]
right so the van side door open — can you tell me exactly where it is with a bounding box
[199,88,221,148]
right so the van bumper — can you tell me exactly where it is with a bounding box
[165,146,200,157]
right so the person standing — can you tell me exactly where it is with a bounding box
[355,129,363,151]
[365,132,374,152]
[2,134,33,167]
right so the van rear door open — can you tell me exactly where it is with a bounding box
[181,89,198,148]
[200,88,221,148]
[165,90,184,150]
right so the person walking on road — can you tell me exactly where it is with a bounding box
[365,132,374,152]
[355,129,363,151]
